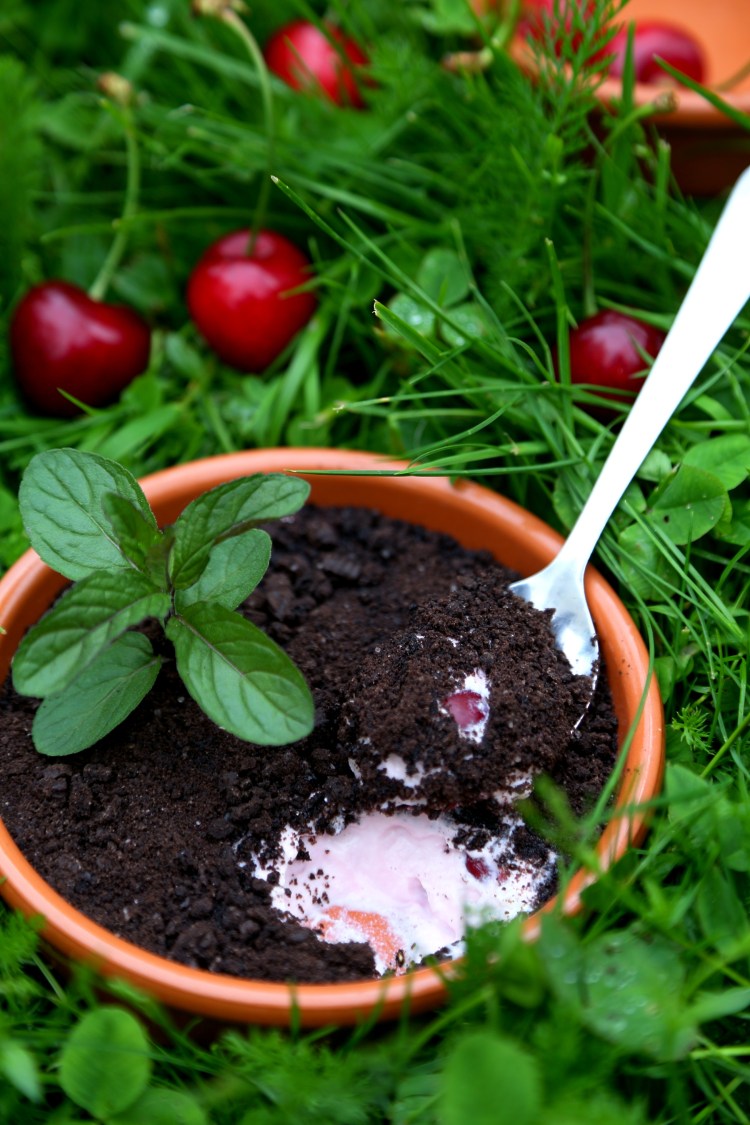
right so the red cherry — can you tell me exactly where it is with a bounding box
[608,21,705,86]
[186,229,317,371]
[442,689,488,730]
[264,20,369,108]
[9,281,151,417]
[465,855,491,880]
[563,310,665,404]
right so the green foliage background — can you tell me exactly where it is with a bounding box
[1,0,750,1120]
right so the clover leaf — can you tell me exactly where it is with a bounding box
[13,449,314,756]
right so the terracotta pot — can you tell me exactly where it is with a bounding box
[515,0,750,195]
[0,449,664,1027]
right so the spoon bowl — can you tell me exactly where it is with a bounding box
[510,165,750,715]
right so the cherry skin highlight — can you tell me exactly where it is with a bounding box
[563,309,665,404]
[264,20,369,108]
[186,229,317,372]
[9,280,151,417]
[608,21,706,86]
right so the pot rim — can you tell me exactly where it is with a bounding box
[0,448,665,1026]
[510,39,750,130]
[594,75,750,129]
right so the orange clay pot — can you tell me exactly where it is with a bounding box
[0,449,664,1027]
[514,0,750,195]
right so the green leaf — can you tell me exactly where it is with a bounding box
[546,1090,651,1125]
[13,570,169,698]
[713,498,750,546]
[682,435,750,490]
[169,474,309,589]
[101,492,163,571]
[166,603,314,746]
[637,448,672,484]
[0,58,41,298]
[384,293,435,341]
[0,483,28,569]
[19,449,157,580]
[391,1062,440,1125]
[417,248,470,307]
[542,922,697,1060]
[108,1086,208,1125]
[664,764,732,859]
[111,253,180,317]
[165,332,209,381]
[175,529,271,611]
[696,868,748,955]
[688,986,750,1026]
[439,1032,541,1125]
[0,1040,42,1103]
[413,0,487,35]
[617,522,670,601]
[440,302,490,347]
[32,633,163,757]
[665,763,716,826]
[646,464,730,545]
[374,299,444,359]
[58,1006,152,1118]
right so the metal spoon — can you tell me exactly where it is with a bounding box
[510,165,750,697]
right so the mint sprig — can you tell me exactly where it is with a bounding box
[13,449,314,756]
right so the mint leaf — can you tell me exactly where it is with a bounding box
[12,571,170,698]
[166,603,314,745]
[18,451,313,757]
[19,449,157,580]
[32,633,163,757]
[175,529,271,611]
[102,491,163,574]
[169,473,309,589]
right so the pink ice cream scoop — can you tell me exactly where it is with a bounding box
[252,808,556,974]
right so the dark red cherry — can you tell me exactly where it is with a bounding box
[264,20,369,108]
[9,280,151,417]
[465,855,491,880]
[563,309,665,404]
[442,689,488,730]
[186,229,317,371]
[608,21,706,85]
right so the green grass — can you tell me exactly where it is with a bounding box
[1,0,750,1120]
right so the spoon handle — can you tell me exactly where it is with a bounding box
[557,165,750,578]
